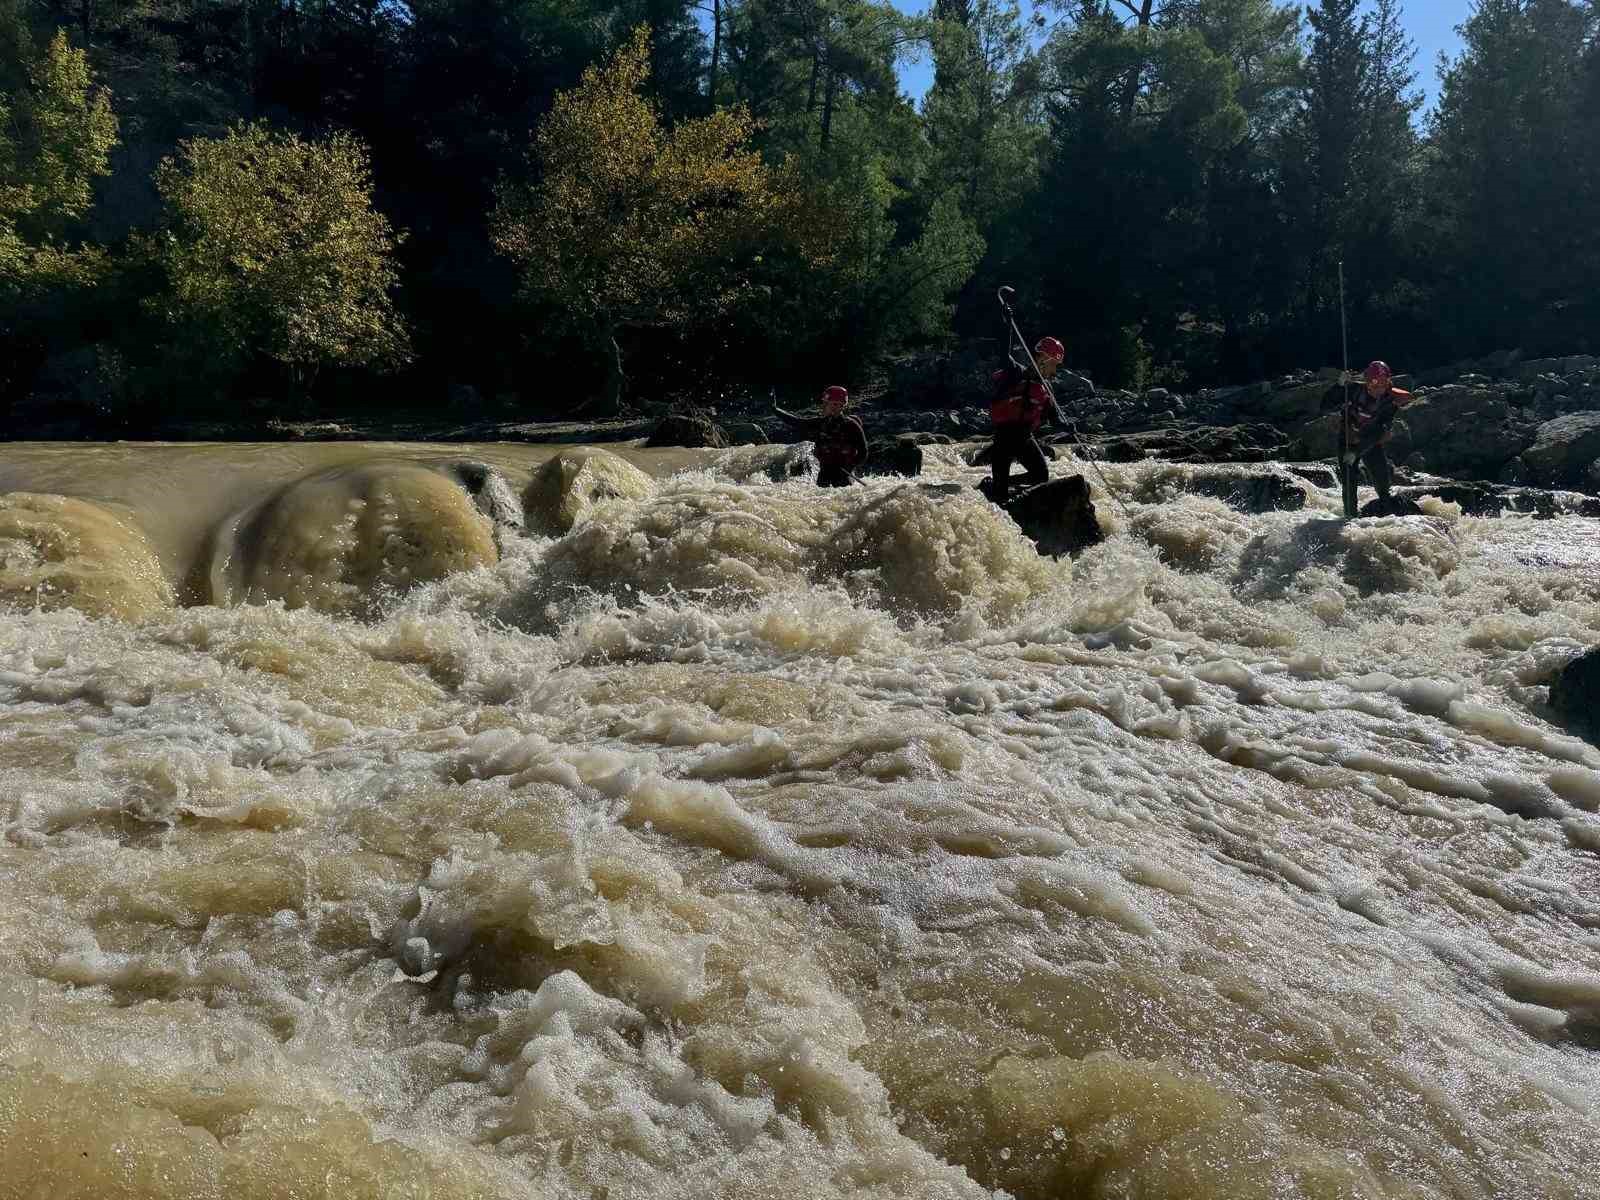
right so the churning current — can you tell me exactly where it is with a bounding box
[1,440,1597,1200]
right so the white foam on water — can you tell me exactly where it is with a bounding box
[2,443,1599,1199]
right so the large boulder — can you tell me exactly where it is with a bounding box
[646,408,726,448]
[1290,412,1345,461]
[722,421,768,447]
[977,474,1104,557]
[1522,413,1600,487]
[1498,456,1532,485]
[1395,386,1521,477]
[1076,423,1288,465]
[523,447,655,535]
[1260,379,1338,426]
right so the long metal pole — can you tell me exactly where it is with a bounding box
[1338,260,1356,516]
[1338,260,1349,379]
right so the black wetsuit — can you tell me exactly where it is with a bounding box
[777,410,868,487]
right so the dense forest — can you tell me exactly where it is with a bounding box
[1,0,1596,426]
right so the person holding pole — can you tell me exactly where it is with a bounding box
[1338,360,1412,517]
[988,336,1069,506]
[1335,261,1411,517]
[985,286,1096,507]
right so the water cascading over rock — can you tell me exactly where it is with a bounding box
[208,462,498,617]
[0,492,173,620]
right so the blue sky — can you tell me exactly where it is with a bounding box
[890,0,1470,113]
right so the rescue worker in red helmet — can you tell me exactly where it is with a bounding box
[986,336,1077,506]
[1338,360,1412,517]
[775,385,869,487]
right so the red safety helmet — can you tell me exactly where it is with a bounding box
[821,385,848,412]
[1034,336,1065,363]
[1363,360,1392,382]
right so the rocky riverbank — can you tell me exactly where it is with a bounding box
[11,348,1600,504]
[651,349,1600,520]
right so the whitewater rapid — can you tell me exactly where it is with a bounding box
[1,440,1597,1200]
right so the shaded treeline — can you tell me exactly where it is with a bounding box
[2,0,1597,425]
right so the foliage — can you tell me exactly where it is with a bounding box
[150,122,410,390]
[923,0,1042,234]
[1428,0,1599,354]
[492,24,826,408]
[1,21,117,297]
[1017,0,1268,383]
[3,0,1598,416]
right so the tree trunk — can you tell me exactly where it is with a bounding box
[1118,0,1155,120]
[594,329,626,417]
[820,65,837,149]
[708,0,721,113]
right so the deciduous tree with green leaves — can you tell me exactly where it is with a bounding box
[150,121,410,401]
[1,17,117,297]
[492,24,824,413]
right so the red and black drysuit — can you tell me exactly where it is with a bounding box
[777,409,869,487]
[989,364,1065,505]
[1338,385,1411,517]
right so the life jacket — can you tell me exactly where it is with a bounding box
[991,366,1050,429]
[815,414,865,467]
[1350,387,1411,435]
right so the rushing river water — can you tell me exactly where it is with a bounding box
[1,440,1597,1200]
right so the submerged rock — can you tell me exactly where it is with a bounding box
[1550,647,1600,743]
[1357,494,1426,518]
[450,461,524,532]
[861,436,924,478]
[1377,482,1600,519]
[0,492,173,620]
[523,447,655,536]
[1286,463,1340,490]
[1182,468,1306,514]
[210,463,499,617]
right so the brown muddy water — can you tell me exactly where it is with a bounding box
[1,440,1597,1199]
